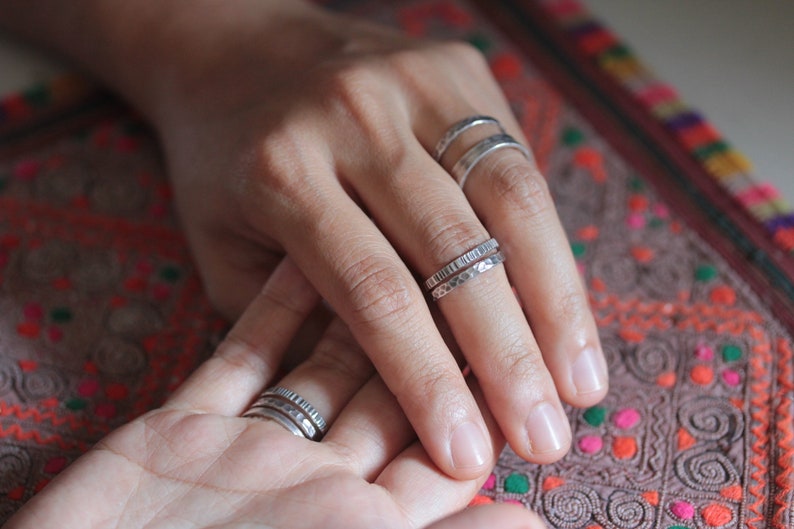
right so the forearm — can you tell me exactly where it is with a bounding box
[0,0,327,123]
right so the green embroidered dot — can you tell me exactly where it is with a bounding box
[23,84,50,107]
[504,473,529,494]
[600,44,631,61]
[648,218,665,229]
[65,398,87,411]
[159,265,182,283]
[583,406,606,427]
[721,344,742,362]
[667,526,689,529]
[561,127,584,146]
[694,264,718,282]
[50,307,73,323]
[571,242,586,258]
[628,177,645,191]
[466,33,491,52]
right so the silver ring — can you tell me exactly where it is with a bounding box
[431,251,506,300]
[243,386,328,441]
[450,133,532,189]
[433,115,504,161]
[424,238,499,291]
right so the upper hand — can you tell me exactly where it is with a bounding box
[133,0,607,479]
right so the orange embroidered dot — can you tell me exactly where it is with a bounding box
[612,436,637,459]
[701,503,733,527]
[690,365,714,385]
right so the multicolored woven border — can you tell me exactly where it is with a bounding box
[537,0,794,252]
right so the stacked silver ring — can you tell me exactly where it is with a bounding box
[424,238,505,300]
[433,115,533,190]
[243,386,328,441]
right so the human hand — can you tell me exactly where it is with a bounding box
[5,258,543,529]
[120,1,608,478]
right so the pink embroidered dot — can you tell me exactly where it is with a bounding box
[670,500,695,520]
[77,379,100,398]
[652,203,670,218]
[482,473,496,490]
[695,344,714,360]
[613,408,641,429]
[722,369,741,386]
[23,302,44,321]
[626,213,645,229]
[13,159,41,181]
[578,435,603,454]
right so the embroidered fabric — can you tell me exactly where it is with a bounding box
[0,1,792,527]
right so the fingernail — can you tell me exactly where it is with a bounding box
[526,402,569,454]
[450,421,490,469]
[571,346,607,395]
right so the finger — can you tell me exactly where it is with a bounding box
[445,56,609,408]
[376,377,507,528]
[425,504,546,529]
[346,129,570,462]
[323,374,415,481]
[165,257,321,414]
[464,147,608,407]
[406,42,608,409]
[282,186,494,481]
[255,317,375,431]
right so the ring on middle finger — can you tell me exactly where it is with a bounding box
[423,238,505,301]
[450,133,532,189]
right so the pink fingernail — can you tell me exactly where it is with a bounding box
[572,346,607,395]
[450,421,490,470]
[526,402,569,454]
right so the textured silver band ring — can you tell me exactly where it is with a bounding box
[424,238,499,291]
[431,251,506,301]
[450,133,532,189]
[433,115,504,162]
[263,386,328,434]
[243,386,328,441]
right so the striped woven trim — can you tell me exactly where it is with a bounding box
[538,0,794,253]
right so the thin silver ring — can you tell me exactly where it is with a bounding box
[424,238,499,291]
[431,251,506,301]
[450,133,532,189]
[244,396,320,440]
[244,405,306,438]
[243,386,328,441]
[433,115,504,162]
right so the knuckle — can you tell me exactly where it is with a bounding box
[488,159,553,218]
[306,324,374,382]
[494,336,546,386]
[214,334,271,374]
[423,213,487,266]
[548,286,588,327]
[342,255,417,328]
[436,40,488,69]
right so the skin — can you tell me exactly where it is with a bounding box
[0,0,608,483]
[5,258,546,529]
